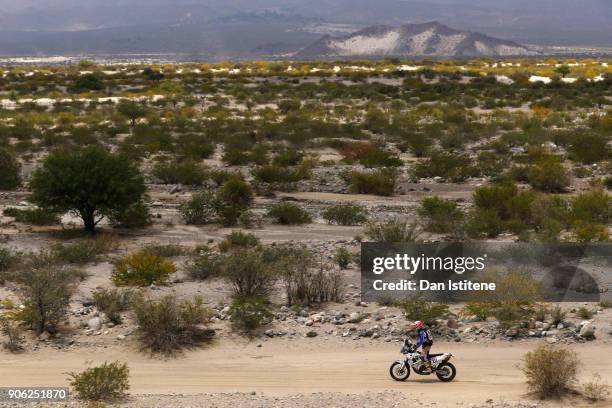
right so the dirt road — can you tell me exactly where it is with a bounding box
[1,340,610,407]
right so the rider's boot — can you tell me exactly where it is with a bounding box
[425,361,433,371]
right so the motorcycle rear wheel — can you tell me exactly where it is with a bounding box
[390,362,410,381]
[435,362,456,382]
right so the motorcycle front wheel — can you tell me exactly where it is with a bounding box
[435,362,456,382]
[389,362,410,381]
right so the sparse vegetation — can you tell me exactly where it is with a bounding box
[322,203,368,226]
[112,250,176,286]
[68,361,130,401]
[267,202,312,225]
[364,217,420,242]
[522,345,579,399]
[132,294,212,354]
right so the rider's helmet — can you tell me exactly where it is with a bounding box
[414,320,425,329]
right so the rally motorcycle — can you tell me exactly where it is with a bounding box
[389,337,456,382]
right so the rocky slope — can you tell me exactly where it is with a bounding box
[295,22,537,58]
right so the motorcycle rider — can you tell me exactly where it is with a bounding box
[413,320,434,371]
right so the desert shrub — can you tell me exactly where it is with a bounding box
[599,300,612,308]
[550,305,567,325]
[582,374,609,402]
[413,151,477,182]
[568,133,610,164]
[400,300,450,326]
[238,210,263,229]
[322,203,368,225]
[349,169,396,196]
[339,142,402,167]
[152,159,207,186]
[180,191,218,225]
[571,222,609,242]
[92,289,133,324]
[576,306,594,319]
[364,217,420,242]
[108,200,152,229]
[218,231,259,252]
[73,74,104,91]
[273,149,304,166]
[141,243,187,258]
[3,207,61,225]
[222,249,276,297]
[228,295,273,333]
[522,345,579,399]
[462,301,497,321]
[132,294,212,353]
[267,202,312,225]
[68,361,129,401]
[571,190,612,225]
[0,148,21,190]
[51,236,118,265]
[334,247,351,269]
[603,176,612,190]
[184,251,224,281]
[15,265,78,334]
[252,165,301,183]
[30,146,146,232]
[0,317,23,352]
[112,251,176,286]
[528,159,570,192]
[418,196,464,233]
[0,248,20,283]
[216,177,254,226]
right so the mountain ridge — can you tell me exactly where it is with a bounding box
[294,21,538,58]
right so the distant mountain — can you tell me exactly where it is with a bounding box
[295,22,538,58]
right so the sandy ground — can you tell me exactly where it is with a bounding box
[0,341,610,407]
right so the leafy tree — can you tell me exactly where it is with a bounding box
[554,65,571,78]
[116,100,147,127]
[73,74,104,91]
[30,146,145,232]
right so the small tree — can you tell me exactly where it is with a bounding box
[0,148,21,190]
[30,146,146,232]
[116,100,147,128]
[16,265,77,334]
[555,65,571,78]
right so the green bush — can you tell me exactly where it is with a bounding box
[73,74,104,91]
[522,345,579,399]
[2,207,61,225]
[349,170,395,196]
[180,191,218,225]
[68,361,129,401]
[108,200,152,229]
[267,202,312,225]
[252,165,302,183]
[400,300,450,326]
[222,250,276,297]
[571,190,612,225]
[273,149,304,166]
[152,159,207,186]
[15,265,78,334]
[92,288,133,324]
[528,159,570,193]
[184,251,224,281]
[334,247,351,269]
[364,217,420,242]
[112,251,176,286]
[322,203,368,226]
[228,295,273,333]
[218,231,259,252]
[0,148,21,190]
[550,305,567,325]
[576,306,594,319]
[0,317,23,352]
[132,294,212,354]
[216,177,254,226]
[418,196,464,233]
[413,151,477,182]
[466,208,505,238]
